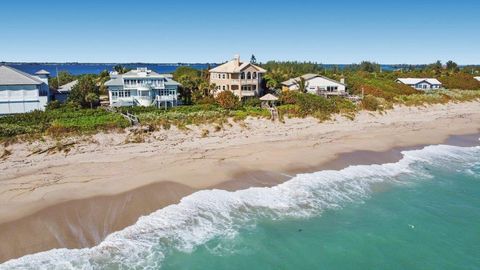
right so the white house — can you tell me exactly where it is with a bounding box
[396,78,442,90]
[105,68,181,108]
[474,76,480,82]
[281,74,347,96]
[0,65,51,114]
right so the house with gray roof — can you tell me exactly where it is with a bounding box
[281,74,347,96]
[55,80,78,103]
[0,65,51,114]
[396,78,443,91]
[105,67,181,108]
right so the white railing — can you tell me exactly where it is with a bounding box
[233,90,256,97]
[156,95,177,101]
[124,83,165,89]
[230,79,259,84]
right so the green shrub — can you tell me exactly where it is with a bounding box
[215,91,240,110]
[361,95,382,111]
[0,108,129,139]
[243,97,262,107]
[279,90,300,105]
[439,73,480,90]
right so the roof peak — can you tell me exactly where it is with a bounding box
[35,69,50,75]
[0,65,45,85]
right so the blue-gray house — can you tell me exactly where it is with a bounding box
[0,66,51,114]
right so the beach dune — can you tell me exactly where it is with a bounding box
[0,101,479,262]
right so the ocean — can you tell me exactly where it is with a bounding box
[2,63,215,76]
[1,143,479,269]
[2,63,400,76]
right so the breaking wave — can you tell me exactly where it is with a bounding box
[1,144,479,269]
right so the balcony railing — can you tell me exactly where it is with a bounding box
[230,79,260,85]
[124,83,165,89]
[233,90,256,97]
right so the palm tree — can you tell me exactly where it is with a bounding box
[294,77,309,93]
[85,92,99,109]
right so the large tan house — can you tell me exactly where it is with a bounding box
[209,55,266,98]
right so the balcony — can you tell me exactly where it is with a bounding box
[230,79,260,85]
[124,82,165,89]
[233,90,256,97]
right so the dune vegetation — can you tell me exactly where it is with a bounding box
[1,60,479,141]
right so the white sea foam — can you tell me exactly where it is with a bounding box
[1,144,479,269]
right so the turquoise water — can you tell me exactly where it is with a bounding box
[1,144,479,269]
[163,159,480,270]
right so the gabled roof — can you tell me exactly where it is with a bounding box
[105,76,124,86]
[396,78,442,85]
[57,80,78,93]
[282,74,345,87]
[34,69,50,75]
[164,77,181,86]
[0,65,44,85]
[209,57,267,73]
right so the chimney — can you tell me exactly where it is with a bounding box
[234,54,240,65]
[340,78,345,85]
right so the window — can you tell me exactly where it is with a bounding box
[327,86,338,92]
[222,74,226,79]
[241,72,245,79]
[247,72,251,79]
[253,72,257,79]
[222,85,226,90]
[116,90,131,98]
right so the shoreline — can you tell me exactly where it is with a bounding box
[0,101,479,262]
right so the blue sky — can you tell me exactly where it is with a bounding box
[1,0,479,64]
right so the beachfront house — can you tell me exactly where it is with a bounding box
[474,76,480,82]
[0,65,51,114]
[105,68,180,108]
[55,80,78,103]
[396,78,442,91]
[281,74,347,96]
[209,55,267,98]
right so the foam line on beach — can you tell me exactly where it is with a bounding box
[1,144,479,270]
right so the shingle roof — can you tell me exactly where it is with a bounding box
[105,76,124,86]
[57,80,78,93]
[209,57,267,73]
[0,65,44,85]
[165,77,181,86]
[282,74,345,87]
[396,78,442,85]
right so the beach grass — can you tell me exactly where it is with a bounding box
[1,89,479,141]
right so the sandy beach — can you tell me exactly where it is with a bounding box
[0,101,479,262]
